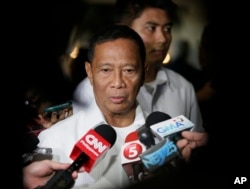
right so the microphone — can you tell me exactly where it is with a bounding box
[137,111,171,148]
[139,112,194,173]
[149,114,194,142]
[137,112,177,173]
[139,139,180,173]
[39,124,117,189]
[121,131,147,184]
[145,111,171,127]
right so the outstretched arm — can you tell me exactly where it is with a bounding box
[23,160,85,189]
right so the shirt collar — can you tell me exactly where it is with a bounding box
[154,67,169,85]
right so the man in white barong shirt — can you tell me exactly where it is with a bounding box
[38,24,207,189]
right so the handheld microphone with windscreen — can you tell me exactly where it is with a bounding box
[121,131,147,184]
[137,111,171,148]
[38,124,117,189]
[138,112,192,173]
[149,114,194,142]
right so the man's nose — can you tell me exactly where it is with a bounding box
[111,71,125,88]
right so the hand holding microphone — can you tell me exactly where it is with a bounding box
[23,160,85,189]
[138,112,195,173]
[38,124,117,189]
[147,112,207,162]
[137,112,178,173]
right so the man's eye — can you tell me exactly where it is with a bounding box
[124,69,136,76]
[125,69,135,73]
[163,26,172,33]
[101,69,110,73]
[146,26,155,32]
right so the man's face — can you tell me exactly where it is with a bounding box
[130,7,173,66]
[85,38,143,116]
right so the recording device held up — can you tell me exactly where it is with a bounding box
[37,124,117,189]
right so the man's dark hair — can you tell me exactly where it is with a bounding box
[114,0,177,26]
[87,24,146,65]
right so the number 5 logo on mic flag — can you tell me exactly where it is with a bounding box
[123,142,143,160]
[121,131,147,181]
[121,131,146,164]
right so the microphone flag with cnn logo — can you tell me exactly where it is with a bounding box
[70,129,111,172]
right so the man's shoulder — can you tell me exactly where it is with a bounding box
[75,77,91,90]
[161,67,193,87]
[162,66,188,79]
[73,77,93,106]
[38,112,81,136]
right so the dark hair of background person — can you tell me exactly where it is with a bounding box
[114,0,178,25]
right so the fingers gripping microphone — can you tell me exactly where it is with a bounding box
[39,124,117,189]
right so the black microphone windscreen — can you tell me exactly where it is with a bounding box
[94,124,117,148]
[138,126,155,147]
[145,111,171,127]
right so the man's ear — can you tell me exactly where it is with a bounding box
[85,61,93,85]
[50,112,58,124]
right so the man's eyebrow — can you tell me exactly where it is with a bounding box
[98,62,112,67]
[146,21,173,26]
[166,22,174,26]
